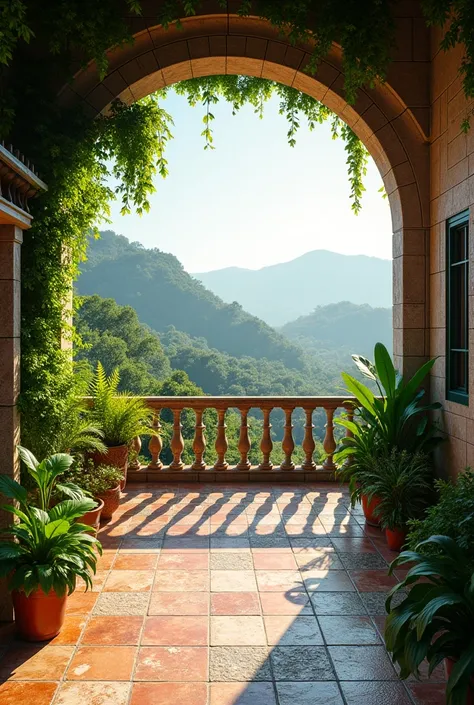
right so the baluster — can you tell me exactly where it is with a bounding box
[302,407,316,471]
[148,409,163,470]
[258,407,273,470]
[237,408,251,471]
[214,408,228,471]
[343,406,355,467]
[280,407,295,471]
[323,406,336,471]
[129,435,142,471]
[192,408,206,471]
[170,408,184,470]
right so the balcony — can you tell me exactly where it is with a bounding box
[127,396,355,483]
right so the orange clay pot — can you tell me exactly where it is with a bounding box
[445,658,474,705]
[79,498,104,535]
[385,527,407,552]
[96,484,121,521]
[91,444,128,490]
[13,588,67,641]
[361,494,382,527]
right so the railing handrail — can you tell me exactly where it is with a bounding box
[83,395,357,409]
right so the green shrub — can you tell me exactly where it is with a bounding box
[407,469,474,564]
[61,460,123,497]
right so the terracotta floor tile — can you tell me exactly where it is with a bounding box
[295,551,344,571]
[130,682,208,705]
[67,645,136,680]
[341,681,412,704]
[264,615,324,645]
[119,538,162,553]
[103,570,154,592]
[66,592,98,614]
[142,616,208,645]
[148,592,209,616]
[331,538,378,553]
[135,646,208,681]
[319,616,382,645]
[210,682,277,705]
[161,537,209,552]
[407,683,447,704]
[54,681,131,705]
[76,571,109,593]
[252,553,297,570]
[350,569,398,592]
[0,681,58,704]
[210,537,251,552]
[211,592,260,616]
[95,553,117,570]
[0,645,74,680]
[81,616,143,645]
[211,616,266,646]
[113,554,158,570]
[211,570,257,592]
[277,682,344,705]
[157,553,209,570]
[153,569,209,592]
[260,591,313,615]
[48,615,87,645]
[255,570,305,592]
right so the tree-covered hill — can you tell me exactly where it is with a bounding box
[78,231,305,370]
[280,301,392,360]
[194,250,392,326]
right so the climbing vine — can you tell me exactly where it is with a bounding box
[0,0,473,453]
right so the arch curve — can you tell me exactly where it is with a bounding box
[60,9,430,375]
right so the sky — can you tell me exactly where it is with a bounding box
[106,90,393,273]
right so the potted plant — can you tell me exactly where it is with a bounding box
[0,450,101,641]
[87,362,156,489]
[361,449,434,551]
[334,343,442,524]
[385,536,474,705]
[60,459,123,521]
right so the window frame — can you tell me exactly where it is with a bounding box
[446,209,470,406]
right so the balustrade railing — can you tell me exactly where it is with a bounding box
[126,396,356,476]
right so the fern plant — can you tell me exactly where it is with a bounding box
[88,362,156,447]
[52,395,106,455]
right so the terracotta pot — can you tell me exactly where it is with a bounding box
[79,498,104,535]
[445,658,474,704]
[96,484,121,520]
[361,494,382,527]
[385,527,407,552]
[13,588,67,641]
[90,444,128,490]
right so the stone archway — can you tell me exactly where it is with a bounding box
[59,6,431,378]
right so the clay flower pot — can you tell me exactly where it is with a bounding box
[13,588,67,641]
[361,494,382,527]
[385,527,407,552]
[79,498,104,535]
[96,484,121,521]
[445,658,474,705]
[91,444,129,490]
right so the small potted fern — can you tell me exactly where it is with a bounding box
[88,362,156,489]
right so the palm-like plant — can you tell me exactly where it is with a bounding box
[0,453,101,596]
[88,362,155,447]
[386,536,474,705]
[360,449,433,530]
[52,395,106,455]
[18,445,86,506]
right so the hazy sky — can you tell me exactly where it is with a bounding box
[106,90,393,273]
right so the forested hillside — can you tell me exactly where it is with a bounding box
[195,250,392,326]
[281,301,392,360]
[78,231,304,369]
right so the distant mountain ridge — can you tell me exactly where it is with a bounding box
[194,250,392,326]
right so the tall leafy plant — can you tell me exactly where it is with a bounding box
[0,450,101,596]
[386,536,474,705]
[88,362,156,447]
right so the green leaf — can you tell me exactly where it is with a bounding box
[374,342,396,397]
[341,372,376,415]
[0,474,27,503]
[45,519,71,538]
[17,445,39,472]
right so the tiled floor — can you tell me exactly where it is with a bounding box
[0,483,447,704]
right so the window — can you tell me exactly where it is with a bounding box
[446,210,469,405]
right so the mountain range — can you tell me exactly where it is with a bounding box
[194,250,392,326]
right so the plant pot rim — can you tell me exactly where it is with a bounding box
[96,484,121,496]
[104,442,128,448]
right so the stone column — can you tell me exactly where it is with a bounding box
[0,224,22,621]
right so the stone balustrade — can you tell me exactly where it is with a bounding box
[126,396,356,482]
